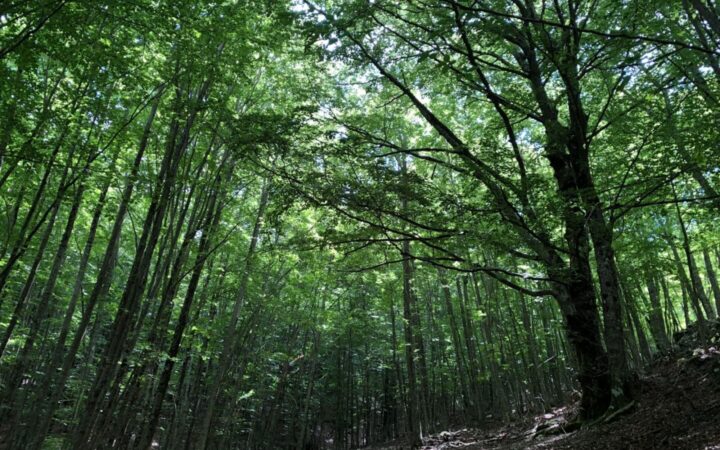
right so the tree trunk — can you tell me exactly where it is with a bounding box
[25,97,160,450]
[675,200,715,319]
[702,248,720,316]
[667,234,706,325]
[137,162,228,449]
[76,78,204,448]
[646,274,670,352]
[437,269,471,415]
[549,203,612,420]
[397,239,422,448]
[196,180,269,450]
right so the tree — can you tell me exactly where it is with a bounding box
[0,0,719,448]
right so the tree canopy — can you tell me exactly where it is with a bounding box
[0,0,719,449]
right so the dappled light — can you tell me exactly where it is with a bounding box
[0,1,719,449]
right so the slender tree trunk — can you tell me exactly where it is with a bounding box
[675,200,715,319]
[389,292,405,437]
[660,276,680,337]
[519,292,551,408]
[137,164,228,449]
[0,139,79,358]
[27,98,160,450]
[0,133,64,301]
[408,258,430,434]
[0,180,87,444]
[661,88,720,206]
[625,290,652,364]
[456,276,482,418]
[646,274,670,352]
[667,233,706,325]
[703,248,720,316]
[196,180,269,450]
[75,78,203,448]
[400,240,422,448]
[437,269,471,414]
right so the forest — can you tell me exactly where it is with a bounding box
[0,0,719,449]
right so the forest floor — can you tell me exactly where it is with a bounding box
[373,321,720,450]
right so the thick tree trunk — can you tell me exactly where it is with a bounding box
[522,32,629,410]
[354,24,616,422]
[554,278,611,420]
[585,204,631,398]
[549,199,611,419]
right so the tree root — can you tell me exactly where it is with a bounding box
[533,400,636,438]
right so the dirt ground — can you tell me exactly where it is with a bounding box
[374,322,720,450]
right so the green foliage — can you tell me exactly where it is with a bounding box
[0,0,719,448]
